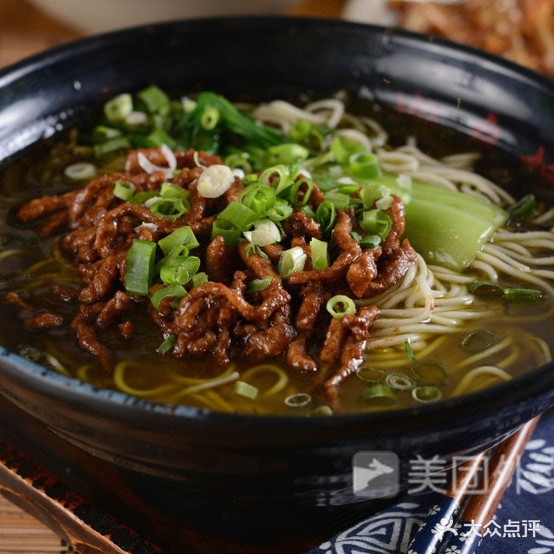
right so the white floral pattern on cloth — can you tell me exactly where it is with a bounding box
[309,411,554,554]
[313,502,425,554]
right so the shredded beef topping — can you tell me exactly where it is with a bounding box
[13,146,417,403]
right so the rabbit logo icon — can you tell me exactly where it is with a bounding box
[352,452,400,498]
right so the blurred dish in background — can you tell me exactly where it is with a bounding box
[344,0,554,78]
[27,0,298,34]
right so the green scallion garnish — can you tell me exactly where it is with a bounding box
[113,180,136,201]
[124,239,157,296]
[234,381,259,399]
[326,295,356,319]
[461,329,495,353]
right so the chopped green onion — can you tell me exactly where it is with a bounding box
[277,246,307,278]
[385,373,416,391]
[211,219,242,246]
[92,125,122,143]
[265,143,309,165]
[64,162,97,182]
[149,197,187,220]
[113,180,136,201]
[160,182,189,201]
[247,276,273,293]
[359,209,393,240]
[124,239,157,296]
[128,190,159,205]
[412,386,442,403]
[124,111,149,128]
[350,231,381,249]
[197,164,236,199]
[411,361,449,386]
[234,380,259,400]
[356,365,384,383]
[258,165,292,196]
[467,280,505,298]
[403,340,417,362]
[310,237,329,270]
[200,107,220,130]
[315,200,336,234]
[159,256,200,285]
[158,226,199,256]
[324,189,351,210]
[304,405,334,417]
[93,136,131,157]
[290,120,313,142]
[503,287,543,304]
[330,135,365,164]
[349,151,381,179]
[240,184,276,215]
[157,334,176,354]
[461,329,495,353]
[137,85,170,114]
[145,128,176,149]
[224,153,253,173]
[104,93,133,122]
[508,194,537,219]
[326,295,356,319]
[285,393,312,407]
[362,383,397,402]
[289,176,313,205]
[468,280,544,304]
[217,202,259,231]
[191,272,208,287]
[267,200,293,222]
[151,284,187,311]
[243,219,281,246]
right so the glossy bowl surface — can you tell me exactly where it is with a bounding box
[1,16,554,534]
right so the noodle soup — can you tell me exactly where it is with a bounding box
[1,89,552,415]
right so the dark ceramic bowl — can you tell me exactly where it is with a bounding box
[1,17,554,535]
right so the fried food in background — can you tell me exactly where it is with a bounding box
[389,0,554,77]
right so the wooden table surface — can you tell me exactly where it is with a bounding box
[0,2,347,551]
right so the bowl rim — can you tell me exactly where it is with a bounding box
[1,15,553,430]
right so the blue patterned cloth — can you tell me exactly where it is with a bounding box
[309,411,554,554]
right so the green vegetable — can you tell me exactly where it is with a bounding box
[137,85,170,114]
[217,202,259,231]
[104,93,133,122]
[192,92,284,147]
[468,280,544,304]
[285,393,312,407]
[310,237,329,270]
[158,226,199,256]
[461,329,496,353]
[412,386,442,403]
[326,295,356,318]
[508,194,538,219]
[349,152,381,179]
[234,381,259,399]
[124,239,157,296]
[113,180,136,201]
[157,334,176,354]
[361,173,508,271]
[362,383,397,402]
[64,162,97,182]
[151,284,187,310]
[278,246,307,278]
[247,276,273,293]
